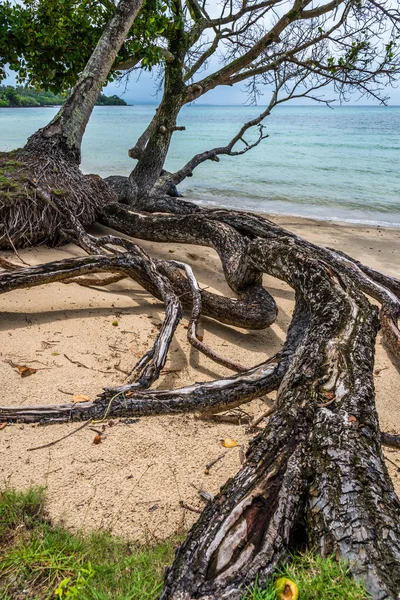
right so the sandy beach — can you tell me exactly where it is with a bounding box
[0,213,399,542]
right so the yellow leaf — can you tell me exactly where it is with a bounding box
[274,578,299,600]
[221,438,238,448]
[72,394,90,403]
[112,320,118,326]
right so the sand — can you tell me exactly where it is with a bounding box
[0,214,399,542]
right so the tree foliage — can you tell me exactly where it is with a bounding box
[0,0,170,92]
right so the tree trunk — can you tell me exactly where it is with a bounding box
[127,2,188,202]
[24,0,144,164]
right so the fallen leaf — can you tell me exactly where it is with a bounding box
[93,433,102,445]
[0,422,7,431]
[274,577,299,600]
[323,391,335,400]
[221,438,238,448]
[112,320,119,326]
[16,365,37,378]
[198,335,204,342]
[169,249,176,253]
[72,394,90,403]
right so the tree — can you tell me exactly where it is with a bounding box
[2,0,399,210]
[0,0,145,248]
[1,1,400,599]
[109,0,400,210]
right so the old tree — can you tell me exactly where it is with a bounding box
[1,0,400,597]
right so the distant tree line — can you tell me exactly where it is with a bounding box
[0,86,127,107]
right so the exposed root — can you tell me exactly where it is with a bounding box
[170,260,249,372]
[0,354,281,424]
[0,150,115,249]
[381,432,400,449]
[0,205,399,599]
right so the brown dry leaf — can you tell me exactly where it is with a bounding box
[16,365,37,378]
[198,335,204,342]
[221,438,238,448]
[323,391,335,400]
[93,433,102,445]
[0,422,7,431]
[72,394,90,403]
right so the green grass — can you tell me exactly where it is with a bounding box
[0,488,369,600]
[0,488,178,600]
[244,554,369,600]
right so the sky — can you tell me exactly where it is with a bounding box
[102,69,400,106]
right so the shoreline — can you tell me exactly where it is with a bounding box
[262,212,399,278]
[190,199,400,231]
[263,210,400,230]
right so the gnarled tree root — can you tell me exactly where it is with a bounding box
[159,237,400,600]
[1,206,399,599]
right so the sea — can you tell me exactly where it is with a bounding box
[1,104,399,227]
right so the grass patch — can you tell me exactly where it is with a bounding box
[0,488,369,600]
[244,553,369,600]
[0,488,178,600]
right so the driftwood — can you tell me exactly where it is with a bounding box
[0,204,399,600]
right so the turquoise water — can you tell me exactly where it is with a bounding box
[1,104,399,226]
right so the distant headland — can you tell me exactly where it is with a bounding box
[0,85,127,107]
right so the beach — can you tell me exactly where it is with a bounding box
[0,213,399,542]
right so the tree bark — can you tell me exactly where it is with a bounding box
[125,0,190,201]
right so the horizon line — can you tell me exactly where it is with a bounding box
[120,102,400,107]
